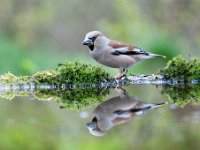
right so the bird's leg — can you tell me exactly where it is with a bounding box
[115,70,123,80]
[119,69,127,78]
[114,72,123,80]
[114,69,127,80]
[122,69,128,77]
[115,85,127,95]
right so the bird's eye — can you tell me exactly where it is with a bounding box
[89,36,97,41]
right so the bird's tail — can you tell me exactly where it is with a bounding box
[128,102,167,116]
[150,102,168,109]
[149,53,166,58]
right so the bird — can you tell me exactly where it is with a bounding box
[82,31,166,79]
[86,87,167,136]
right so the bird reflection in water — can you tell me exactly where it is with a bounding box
[86,86,167,136]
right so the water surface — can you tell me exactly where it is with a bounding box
[0,84,199,150]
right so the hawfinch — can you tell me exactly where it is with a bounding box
[82,31,166,79]
[86,88,166,136]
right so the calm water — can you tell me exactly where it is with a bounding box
[0,84,199,150]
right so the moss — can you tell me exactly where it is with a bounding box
[0,61,110,85]
[160,56,200,80]
[54,62,109,85]
[0,73,18,83]
[161,84,200,107]
[31,62,109,85]
[31,70,59,84]
[18,76,31,83]
[0,73,30,84]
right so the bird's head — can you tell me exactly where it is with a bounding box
[86,111,114,137]
[82,31,108,51]
[86,116,105,137]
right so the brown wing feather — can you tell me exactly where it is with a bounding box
[109,40,135,51]
[109,40,150,56]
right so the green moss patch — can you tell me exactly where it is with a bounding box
[160,56,200,80]
[0,72,30,84]
[0,62,110,85]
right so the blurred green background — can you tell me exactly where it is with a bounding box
[1,0,200,76]
[1,0,200,150]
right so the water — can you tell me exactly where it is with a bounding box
[0,83,200,150]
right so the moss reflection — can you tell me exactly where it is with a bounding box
[161,84,200,107]
[0,84,109,110]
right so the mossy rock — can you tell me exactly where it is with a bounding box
[0,61,110,85]
[160,56,200,80]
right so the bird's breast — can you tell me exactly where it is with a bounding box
[100,54,136,68]
[90,50,101,62]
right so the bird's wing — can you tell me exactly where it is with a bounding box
[109,40,149,56]
[113,107,151,115]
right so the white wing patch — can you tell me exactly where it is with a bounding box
[114,47,130,52]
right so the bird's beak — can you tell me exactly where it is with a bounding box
[82,37,93,46]
[86,122,97,130]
